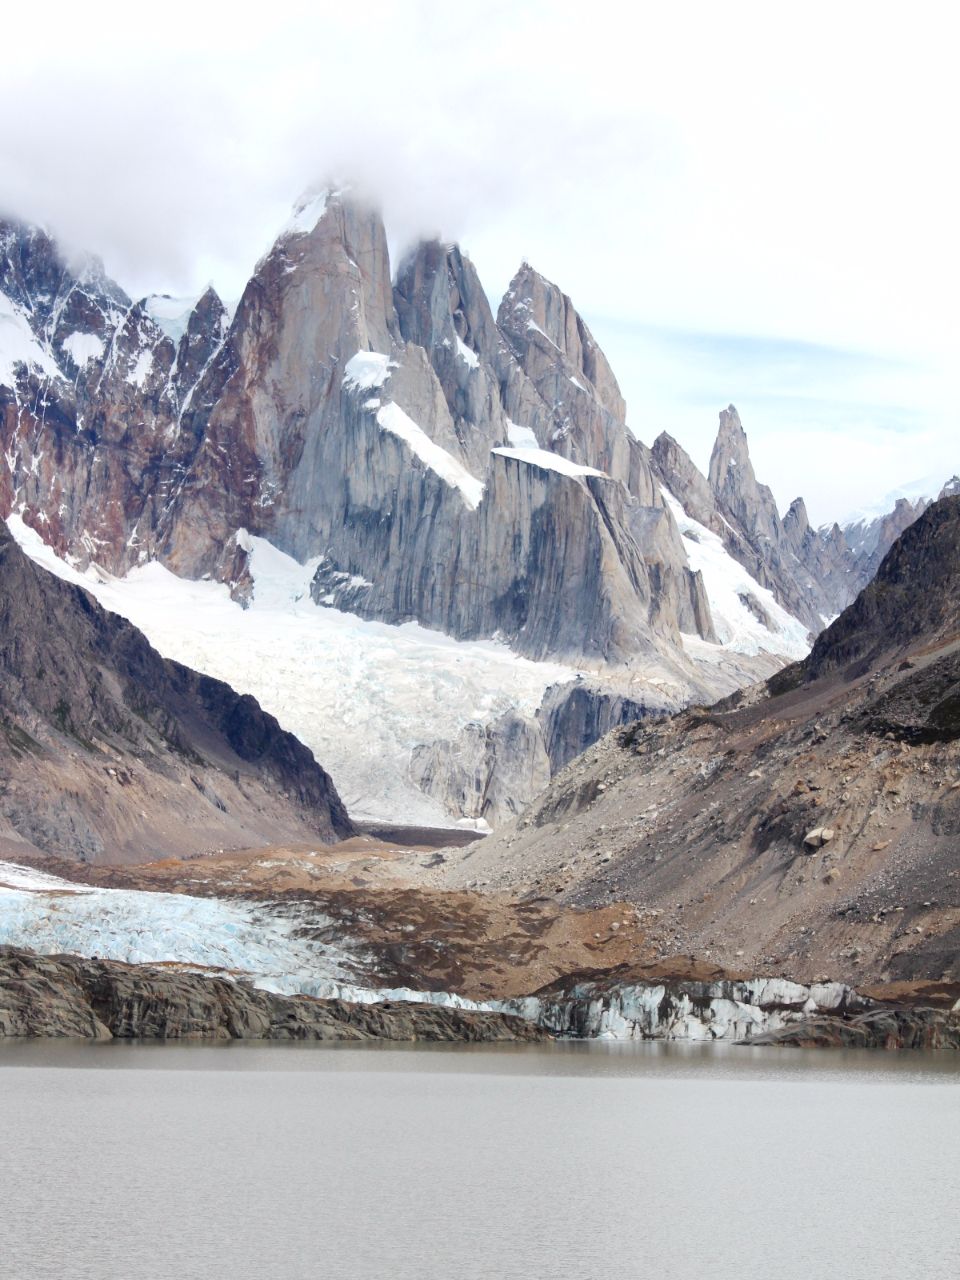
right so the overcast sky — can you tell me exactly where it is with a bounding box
[1,0,956,524]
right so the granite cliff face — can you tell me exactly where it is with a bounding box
[1,200,941,670]
[0,523,351,863]
[409,678,659,828]
[0,196,732,666]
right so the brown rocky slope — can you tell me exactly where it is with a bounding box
[0,524,352,864]
[0,946,544,1042]
[440,497,960,987]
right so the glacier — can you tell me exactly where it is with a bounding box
[6,515,575,826]
[0,860,874,1039]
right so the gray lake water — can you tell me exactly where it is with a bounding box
[0,1041,958,1280]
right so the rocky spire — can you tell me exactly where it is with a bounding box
[394,239,500,362]
[708,406,782,544]
[781,496,810,554]
[169,286,229,406]
[392,239,509,472]
[261,186,398,357]
[651,431,721,532]
[497,262,626,421]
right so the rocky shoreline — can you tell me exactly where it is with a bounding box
[0,947,546,1043]
[3,945,958,1049]
[501,966,960,1049]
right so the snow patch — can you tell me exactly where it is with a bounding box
[525,318,562,351]
[377,402,485,508]
[492,446,607,480]
[661,487,809,660]
[343,350,394,391]
[61,331,105,367]
[505,420,539,449]
[281,189,329,240]
[0,291,62,384]
[128,349,154,388]
[455,336,479,369]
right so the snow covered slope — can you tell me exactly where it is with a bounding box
[7,516,575,827]
[660,490,810,660]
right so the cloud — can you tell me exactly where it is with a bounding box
[1,0,956,520]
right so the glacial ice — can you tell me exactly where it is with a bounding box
[496,976,863,1041]
[7,515,575,826]
[0,860,863,1037]
[0,862,358,981]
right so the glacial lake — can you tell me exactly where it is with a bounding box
[0,1041,958,1280]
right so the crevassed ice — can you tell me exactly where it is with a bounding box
[0,868,357,981]
[143,295,199,344]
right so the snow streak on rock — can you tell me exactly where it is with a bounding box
[376,402,485,509]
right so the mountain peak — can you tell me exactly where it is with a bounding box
[805,494,960,679]
[497,262,625,421]
[709,404,753,485]
[394,237,498,362]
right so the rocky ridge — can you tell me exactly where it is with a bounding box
[649,409,943,635]
[0,946,544,1042]
[439,498,960,986]
[1,200,712,666]
[0,522,351,863]
[3,193,915,667]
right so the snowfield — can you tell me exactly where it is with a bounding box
[660,488,810,660]
[7,516,576,826]
[376,401,485,508]
[0,290,63,384]
[5,473,808,829]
